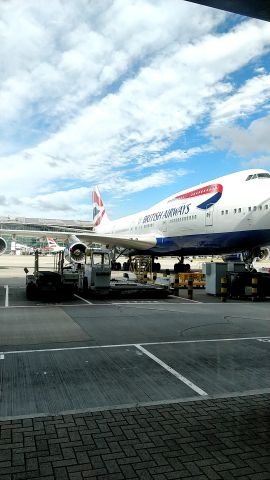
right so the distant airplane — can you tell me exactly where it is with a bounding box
[42,238,64,254]
[0,238,33,255]
[1,169,270,270]
[10,241,34,255]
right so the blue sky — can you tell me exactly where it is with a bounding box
[0,0,270,221]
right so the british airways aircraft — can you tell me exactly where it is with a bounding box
[42,238,64,254]
[1,168,270,270]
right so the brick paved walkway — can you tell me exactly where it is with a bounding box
[0,394,270,480]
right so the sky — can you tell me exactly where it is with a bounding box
[0,0,270,222]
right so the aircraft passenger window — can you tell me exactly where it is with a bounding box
[253,206,257,211]
[259,206,262,211]
[225,210,228,214]
[233,209,237,214]
[265,205,269,210]
[248,207,251,211]
[221,211,224,215]
[238,208,241,213]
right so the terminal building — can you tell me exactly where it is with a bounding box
[0,216,93,253]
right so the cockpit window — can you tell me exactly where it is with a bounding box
[246,173,270,181]
[258,173,270,178]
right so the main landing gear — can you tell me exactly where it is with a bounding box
[173,256,191,273]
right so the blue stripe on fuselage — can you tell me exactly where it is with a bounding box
[131,229,270,256]
[196,192,222,210]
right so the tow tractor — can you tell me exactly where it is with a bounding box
[24,250,79,300]
[78,247,111,297]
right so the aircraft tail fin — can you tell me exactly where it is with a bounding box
[92,186,110,228]
[47,237,58,247]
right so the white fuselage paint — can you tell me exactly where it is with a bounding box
[95,169,270,256]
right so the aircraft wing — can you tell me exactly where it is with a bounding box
[0,229,157,250]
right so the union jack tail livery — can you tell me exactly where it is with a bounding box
[47,238,58,247]
[92,186,110,228]
[43,238,64,253]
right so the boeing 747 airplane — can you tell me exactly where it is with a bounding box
[1,168,270,269]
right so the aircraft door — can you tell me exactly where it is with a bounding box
[205,204,214,226]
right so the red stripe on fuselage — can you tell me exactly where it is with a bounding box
[175,183,223,200]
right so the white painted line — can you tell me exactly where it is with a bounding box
[135,344,207,396]
[2,335,267,356]
[0,354,4,360]
[4,285,9,307]
[168,295,202,304]
[0,304,89,309]
[111,301,163,305]
[74,294,93,305]
[0,300,268,309]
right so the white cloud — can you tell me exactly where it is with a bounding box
[104,168,188,195]
[1,1,270,219]
[210,74,270,126]
[244,155,270,168]
[0,0,224,128]
[209,113,270,157]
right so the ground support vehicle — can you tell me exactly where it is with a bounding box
[79,248,169,298]
[109,275,169,298]
[25,251,79,300]
[78,247,111,297]
[227,271,270,299]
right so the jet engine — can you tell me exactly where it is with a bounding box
[0,237,7,255]
[64,241,86,263]
[255,247,270,260]
[241,247,270,263]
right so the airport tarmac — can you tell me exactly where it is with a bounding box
[0,255,270,479]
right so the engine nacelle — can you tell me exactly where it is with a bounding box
[0,237,7,255]
[256,247,270,260]
[64,242,86,263]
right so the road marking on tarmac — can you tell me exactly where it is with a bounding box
[3,335,269,356]
[4,285,9,307]
[168,295,202,303]
[73,294,93,304]
[135,344,208,396]
[0,354,4,360]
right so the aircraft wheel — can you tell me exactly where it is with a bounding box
[83,277,88,294]
[26,284,37,300]
[174,263,180,273]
